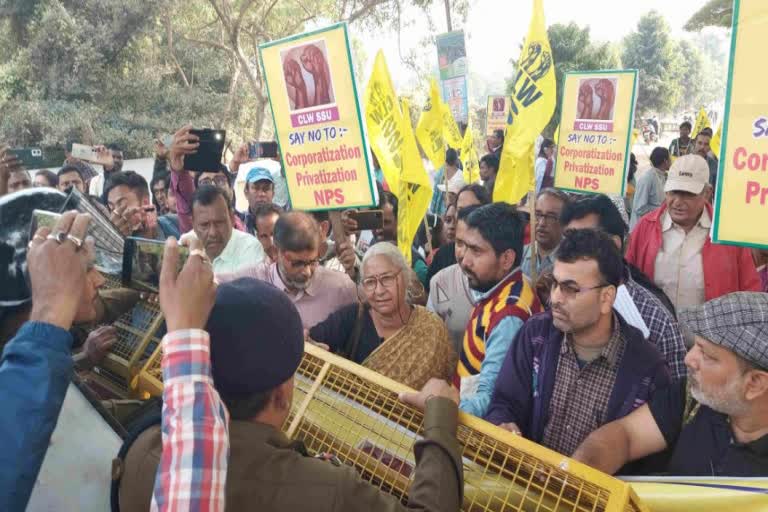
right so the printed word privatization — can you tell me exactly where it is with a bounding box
[563,160,616,176]
[285,144,363,169]
[296,167,359,187]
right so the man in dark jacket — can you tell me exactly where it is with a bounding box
[118,278,465,512]
[484,229,672,456]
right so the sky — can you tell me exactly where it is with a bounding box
[346,0,727,98]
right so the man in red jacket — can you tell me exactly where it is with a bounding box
[626,154,760,310]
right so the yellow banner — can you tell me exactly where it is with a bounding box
[493,0,557,204]
[461,117,480,183]
[694,106,712,136]
[416,79,447,170]
[554,70,638,196]
[364,50,432,263]
[365,50,404,193]
[712,0,768,249]
[553,124,560,144]
[486,95,510,137]
[399,98,433,264]
[711,122,722,158]
[442,102,463,149]
[259,24,377,211]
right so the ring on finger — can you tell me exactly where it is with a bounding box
[66,234,84,250]
[47,231,68,244]
[190,248,211,265]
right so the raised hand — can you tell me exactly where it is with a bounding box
[28,211,93,330]
[168,125,200,173]
[159,236,217,332]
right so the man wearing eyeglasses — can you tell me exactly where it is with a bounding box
[220,211,357,329]
[195,167,247,231]
[520,188,569,279]
[484,229,672,457]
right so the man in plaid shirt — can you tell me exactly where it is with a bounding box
[560,194,687,379]
[151,237,229,512]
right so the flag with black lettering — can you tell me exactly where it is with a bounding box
[493,0,556,204]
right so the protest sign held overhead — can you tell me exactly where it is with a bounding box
[436,30,469,124]
[486,95,510,137]
[493,0,556,204]
[713,0,768,249]
[554,70,638,196]
[259,23,377,211]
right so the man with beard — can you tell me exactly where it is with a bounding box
[484,229,671,457]
[573,292,768,476]
[105,171,180,240]
[692,130,719,188]
[454,203,543,417]
[220,211,356,329]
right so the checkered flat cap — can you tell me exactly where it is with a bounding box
[679,292,768,370]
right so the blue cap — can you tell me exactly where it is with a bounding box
[245,166,274,184]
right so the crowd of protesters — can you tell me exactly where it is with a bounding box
[0,116,766,512]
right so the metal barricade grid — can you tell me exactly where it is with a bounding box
[132,341,649,512]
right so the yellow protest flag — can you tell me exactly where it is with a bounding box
[461,117,480,183]
[364,51,431,264]
[399,97,433,265]
[416,79,446,170]
[553,124,560,144]
[694,107,712,136]
[365,50,403,193]
[631,128,639,147]
[711,122,722,158]
[493,0,556,204]
[442,103,463,149]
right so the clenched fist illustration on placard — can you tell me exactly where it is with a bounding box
[281,40,336,111]
[575,77,617,121]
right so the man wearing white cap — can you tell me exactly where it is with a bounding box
[626,154,760,310]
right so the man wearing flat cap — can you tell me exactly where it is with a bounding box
[118,277,464,511]
[626,154,760,310]
[572,292,768,476]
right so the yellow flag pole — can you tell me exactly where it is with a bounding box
[528,189,538,285]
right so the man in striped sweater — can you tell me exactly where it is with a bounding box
[454,203,543,417]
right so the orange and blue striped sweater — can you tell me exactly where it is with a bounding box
[455,269,543,416]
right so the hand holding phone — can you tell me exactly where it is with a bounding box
[71,143,112,167]
[348,210,384,231]
[168,125,200,173]
[123,237,190,293]
[184,128,226,173]
[159,237,216,332]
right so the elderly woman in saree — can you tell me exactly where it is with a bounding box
[309,242,457,389]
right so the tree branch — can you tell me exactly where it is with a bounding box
[345,0,389,24]
[179,34,233,53]
[166,13,190,87]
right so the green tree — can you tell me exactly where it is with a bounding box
[621,11,683,116]
[675,40,707,112]
[685,0,732,31]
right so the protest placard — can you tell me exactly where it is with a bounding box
[712,0,768,249]
[485,95,509,137]
[553,70,637,196]
[259,23,377,211]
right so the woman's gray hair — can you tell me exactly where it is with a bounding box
[360,242,425,304]
[361,241,410,280]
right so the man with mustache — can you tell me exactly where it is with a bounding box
[454,203,543,417]
[184,185,265,275]
[573,292,768,476]
[520,188,569,279]
[219,211,356,329]
[626,154,760,310]
[484,229,672,457]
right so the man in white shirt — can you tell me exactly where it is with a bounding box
[187,184,265,274]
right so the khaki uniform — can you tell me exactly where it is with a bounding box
[118,397,463,512]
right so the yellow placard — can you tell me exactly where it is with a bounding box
[713,0,768,249]
[485,95,509,137]
[259,23,377,211]
[553,70,638,196]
